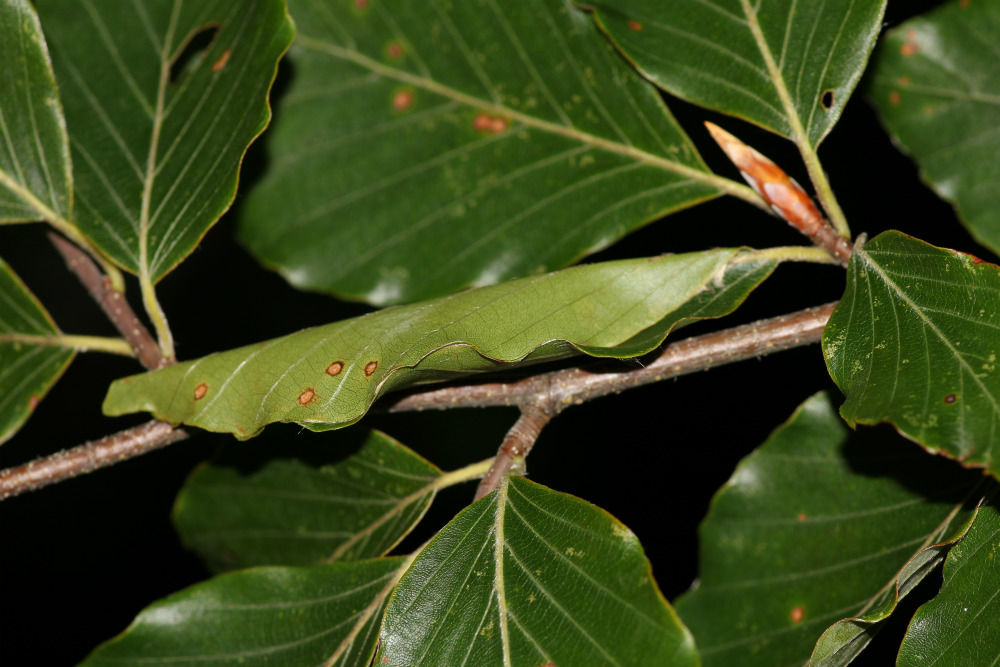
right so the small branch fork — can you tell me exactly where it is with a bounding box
[384,302,839,500]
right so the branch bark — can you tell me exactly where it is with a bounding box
[390,302,837,498]
[0,420,187,500]
[48,232,166,370]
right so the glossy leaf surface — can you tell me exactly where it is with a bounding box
[823,231,1000,471]
[0,0,71,223]
[240,0,728,305]
[104,249,774,438]
[0,257,74,444]
[80,558,404,667]
[587,0,886,146]
[377,475,696,667]
[174,429,441,572]
[870,0,1000,256]
[675,392,981,667]
[36,0,293,281]
[898,493,1000,667]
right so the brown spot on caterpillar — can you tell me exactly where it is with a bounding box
[364,361,378,376]
[820,90,834,109]
[944,394,957,404]
[298,388,316,405]
[889,90,901,106]
[194,383,208,400]
[627,20,642,31]
[387,42,404,60]
[211,49,231,72]
[473,113,508,134]
[901,30,919,57]
[326,361,344,376]
[790,606,805,623]
[393,89,414,111]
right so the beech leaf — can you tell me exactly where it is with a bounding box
[0,257,74,444]
[675,392,982,667]
[823,231,1000,473]
[36,0,294,281]
[104,249,776,438]
[898,493,1000,667]
[870,0,1000,257]
[377,476,697,667]
[586,0,886,147]
[79,558,404,667]
[240,0,729,305]
[174,429,442,572]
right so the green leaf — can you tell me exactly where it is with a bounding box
[823,231,1000,472]
[586,0,886,147]
[104,248,773,438]
[80,558,404,667]
[0,0,72,223]
[174,429,442,572]
[239,0,735,306]
[675,392,982,667]
[377,475,696,667]
[0,257,74,444]
[898,492,1000,667]
[36,0,294,281]
[870,0,1000,257]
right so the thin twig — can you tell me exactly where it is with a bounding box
[398,302,838,498]
[0,420,187,500]
[48,232,166,370]
[385,302,836,414]
[475,405,554,500]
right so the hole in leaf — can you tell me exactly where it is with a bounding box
[169,24,220,84]
[820,90,834,110]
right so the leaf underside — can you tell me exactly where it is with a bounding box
[37,0,294,281]
[898,492,1000,667]
[174,429,442,572]
[104,249,776,438]
[240,0,723,306]
[870,0,1000,258]
[586,0,886,147]
[0,257,75,444]
[676,391,981,667]
[378,475,697,667]
[823,231,1000,474]
[0,0,72,223]
[79,558,404,667]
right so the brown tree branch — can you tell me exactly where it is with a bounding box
[48,232,167,370]
[0,420,187,500]
[391,302,837,498]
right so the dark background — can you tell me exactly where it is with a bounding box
[0,1,983,664]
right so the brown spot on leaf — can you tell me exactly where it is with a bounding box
[961,0,970,8]
[797,512,807,522]
[627,20,642,31]
[944,394,957,404]
[393,89,414,111]
[326,361,344,376]
[820,90,834,109]
[298,388,316,405]
[901,30,919,57]
[28,395,40,411]
[473,113,509,134]
[899,76,910,87]
[889,90,901,106]
[356,0,369,8]
[364,361,378,376]
[790,606,805,623]
[387,42,404,60]
[194,383,208,400]
[211,49,231,72]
